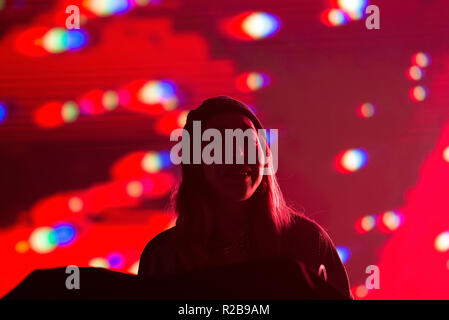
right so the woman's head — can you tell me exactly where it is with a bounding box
[173,96,298,256]
[201,111,264,202]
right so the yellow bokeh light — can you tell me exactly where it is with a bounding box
[15,240,30,253]
[177,111,188,128]
[413,52,431,68]
[355,285,368,298]
[29,227,57,254]
[139,81,162,104]
[442,146,449,163]
[435,231,449,252]
[88,257,109,268]
[102,90,119,110]
[128,261,140,275]
[382,211,401,231]
[361,216,375,231]
[126,180,143,198]
[142,152,161,173]
[411,85,427,102]
[68,196,83,213]
[408,66,423,81]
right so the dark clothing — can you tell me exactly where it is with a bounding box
[138,215,352,298]
[279,215,352,297]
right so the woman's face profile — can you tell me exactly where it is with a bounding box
[201,112,264,202]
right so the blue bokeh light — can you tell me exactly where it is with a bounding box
[336,246,351,264]
[0,103,7,123]
[53,223,77,246]
[67,30,88,50]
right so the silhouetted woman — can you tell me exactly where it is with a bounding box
[138,96,351,297]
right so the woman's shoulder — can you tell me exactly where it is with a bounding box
[284,213,330,240]
[140,226,177,259]
[281,213,337,257]
[284,214,352,298]
[138,227,178,277]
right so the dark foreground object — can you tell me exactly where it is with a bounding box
[3,257,348,300]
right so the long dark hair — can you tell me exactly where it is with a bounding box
[171,97,301,270]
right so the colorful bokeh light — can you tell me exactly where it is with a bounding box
[107,252,125,269]
[336,0,368,20]
[356,102,377,119]
[236,72,271,92]
[0,103,7,123]
[354,284,368,298]
[241,12,280,40]
[355,215,377,233]
[155,111,189,136]
[335,148,368,173]
[221,11,280,41]
[102,90,119,110]
[412,52,431,68]
[15,240,30,254]
[265,129,277,147]
[53,223,77,246]
[84,0,132,17]
[141,151,172,173]
[34,78,181,129]
[378,211,403,232]
[138,80,178,111]
[79,89,108,115]
[142,152,161,173]
[35,100,83,128]
[29,227,58,254]
[443,146,449,163]
[67,30,89,50]
[321,9,350,27]
[42,28,67,53]
[434,231,449,252]
[42,28,88,53]
[68,196,84,213]
[61,101,80,123]
[407,66,424,81]
[336,246,351,263]
[128,261,140,275]
[410,85,428,102]
[126,180,144,198]
[88,257,110,269]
